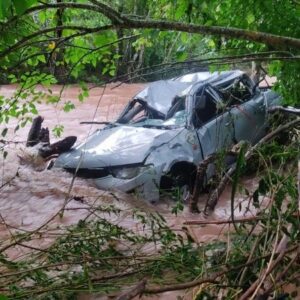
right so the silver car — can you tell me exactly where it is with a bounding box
[54,70,280,202]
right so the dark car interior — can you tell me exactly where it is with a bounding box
[193,90,219,127]
[116,99,165,124]
[219,78,253,105]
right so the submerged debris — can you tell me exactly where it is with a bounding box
[26,116,77,159]
[26,115,44,147]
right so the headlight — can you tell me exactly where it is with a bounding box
[111,165,151,179]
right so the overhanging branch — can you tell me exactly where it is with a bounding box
[0,0,299,60]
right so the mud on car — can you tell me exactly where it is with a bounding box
[54,70,281,203]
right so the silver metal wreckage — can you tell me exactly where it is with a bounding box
[54,70,281,203]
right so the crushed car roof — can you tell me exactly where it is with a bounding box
[134,70,245,115]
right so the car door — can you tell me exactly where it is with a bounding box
[192,85,235,158]
[217,74,268,144]
[231,94,267,144]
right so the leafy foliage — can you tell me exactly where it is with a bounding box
[0,1,299,298]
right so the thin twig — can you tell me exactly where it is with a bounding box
[183,216,261,225]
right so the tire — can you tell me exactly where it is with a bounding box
[161,169,195,202]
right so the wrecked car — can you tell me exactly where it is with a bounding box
[54,70,281,203]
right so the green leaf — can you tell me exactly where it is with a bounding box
[1,128,8,137]
[3,151,8,159]
[176,51,188,62]
[78,93,84,102]
[63,101,75,112]
[109,68,115,76]
[82,90,89,97]
[0,0,12,19]
[0,293,9,300]
[37,55,46,63]
[246,13,255,24]
[12,0,37,15]
[52,125,64,138]
[46,95,59,104]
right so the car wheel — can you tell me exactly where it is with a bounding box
[169,172,194,202]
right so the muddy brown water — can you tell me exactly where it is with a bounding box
[0,83,260,299]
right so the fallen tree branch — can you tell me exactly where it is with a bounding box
[26,116,44,147]
[239,243,300,300]
[259,251,299,298]
[268,105,300,115]
[143,245,298,294]
[205,117,300,211]
[1,1,300,63]
[189,153,217,213]
[184,212,299,225]
[183,216,261,225]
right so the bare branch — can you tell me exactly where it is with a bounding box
[183,216,261,225]
[268,105,300,115]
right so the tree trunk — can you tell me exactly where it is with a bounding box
[251,61,261,84]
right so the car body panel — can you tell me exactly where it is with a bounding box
[54,126,181,168]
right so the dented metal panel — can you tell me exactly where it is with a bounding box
[134,81,191,115]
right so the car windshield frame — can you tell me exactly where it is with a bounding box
[115,96,188,129]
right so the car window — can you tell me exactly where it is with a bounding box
[165,96,186,119]
[219,78,252,106]
[117,99,166,125]
[193,90,219,127]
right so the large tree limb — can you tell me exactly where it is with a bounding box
[1,1,300,57]
[123,18,300,50]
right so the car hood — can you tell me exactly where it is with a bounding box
[54,125,181,169]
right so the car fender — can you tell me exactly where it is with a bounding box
[145,129,200,179]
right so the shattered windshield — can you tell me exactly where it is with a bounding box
[116,96,187,129]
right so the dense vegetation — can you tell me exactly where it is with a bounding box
[0,0,299,129]
[0,0,299,299]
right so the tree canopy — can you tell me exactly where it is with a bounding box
[0,0,298,135]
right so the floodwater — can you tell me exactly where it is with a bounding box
[0,83,259,299]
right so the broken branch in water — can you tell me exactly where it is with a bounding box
[26,116,44,146]
[189,153,217,213]
[183,216,261,225]
[188,145,242,213]
[26,115,77,158]
[80,121,111,125]
[38,136,77,158]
